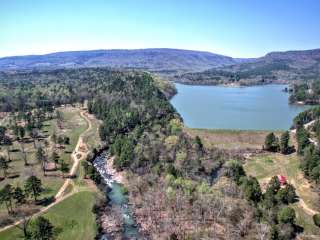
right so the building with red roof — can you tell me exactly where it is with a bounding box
[278,175,287,185]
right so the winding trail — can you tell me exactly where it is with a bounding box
[55,110,92,199]
[0,110,92,233]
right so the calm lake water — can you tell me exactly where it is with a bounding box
[170,84,310,130]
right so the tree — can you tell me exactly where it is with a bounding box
[276,184,296,204]
[269,225,279,240]
[30,128,39,149]
[20,141,28,166]
[224,160,246,184]
[51,151,59,169]
[82,161,89,179]
[279,131,290,154]
[13,186,26,205]
[277,207,296,224]
[263,176,281,209]
[60,159,69,178]
[30,216,55,240]
[194,136,204,153]
[0,126,7,143]
[19,126,25,140]
[24,176,43,202]
[241,176,262,203]
[266,176,281,194]
[51,132,57,145]
[37,146,47,175]
[264,132,279,152]
[0,156,9,178]
[296,126,310,155]
[0,184,14,214]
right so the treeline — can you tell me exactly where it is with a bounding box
[294,107,320,182]
[176,61,291,85]
[264,131,294,154]
[289,80,320,104]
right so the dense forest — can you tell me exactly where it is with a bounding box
[0,68,176,113]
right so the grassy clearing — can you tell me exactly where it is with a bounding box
[186,128,283,150]
[244,153,320,236]
[0,106,88,224]
[0,191,98,240]
[82,113,102,151]
[57,108,87,165]
[0,106,102,239]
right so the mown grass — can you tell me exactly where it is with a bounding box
[0,191,98,240]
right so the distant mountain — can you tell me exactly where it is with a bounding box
[0,48,242,74]
[177,48,320,85]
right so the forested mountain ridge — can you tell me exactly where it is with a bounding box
[0,48,240,74]
[2,48,319,87]
[176,48,320,85]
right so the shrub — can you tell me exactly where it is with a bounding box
[313,213,320,227]
[224,160,246,184]
[277,207,296,224]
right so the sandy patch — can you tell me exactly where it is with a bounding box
[105,156,125,184]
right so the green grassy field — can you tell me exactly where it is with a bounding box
[0,191,98,240]
[57,108,87,165]
[0,107,89,225]
[244,153,320,236]
[0,106,103,239]
[82,113,102,151]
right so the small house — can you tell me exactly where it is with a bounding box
[278,175,287,186]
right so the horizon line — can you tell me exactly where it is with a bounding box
[1,46,319,60]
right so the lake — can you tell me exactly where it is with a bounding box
[170,84,310,130]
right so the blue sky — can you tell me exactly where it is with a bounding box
[1,0,320,58]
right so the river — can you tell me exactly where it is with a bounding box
[93,152,139,240]
[170,84,310,130]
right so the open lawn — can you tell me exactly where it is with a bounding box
[244,152,320,236]
[0,191,99,240]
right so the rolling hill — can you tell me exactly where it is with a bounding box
[176,48,320,85]
[0,48,241,74]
